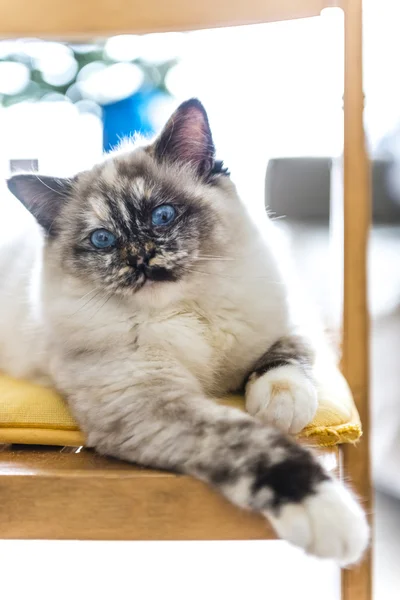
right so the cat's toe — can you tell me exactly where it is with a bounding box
[265,480,369,565]
[245,365,317,434]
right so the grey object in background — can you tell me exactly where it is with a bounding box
[9,159,38,174]
[266,157,400,223]
[266,157,332,221]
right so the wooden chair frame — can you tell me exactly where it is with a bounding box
[0,1,371,599]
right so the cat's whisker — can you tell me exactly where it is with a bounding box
[197,255,245,260]
[268,215,286,222]
[78,288,100,302]
[87,293,114,321]
[197,254,236,258]
[197,253,256,260]
[70,289,104,317]
[186,268,284,283]
[195,257,237,262]
[34,175,68,198]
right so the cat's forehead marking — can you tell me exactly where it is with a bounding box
[99,155,157,208]
[89,196,111,222]
[131,177,145,198]
[83,149,206,234]
[114,196,132,229]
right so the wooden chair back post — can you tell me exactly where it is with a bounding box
[341,1,372,599]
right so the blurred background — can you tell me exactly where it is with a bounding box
[0,0,399,598]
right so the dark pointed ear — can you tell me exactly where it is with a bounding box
[7,174,73,235]
[153,98,215,177]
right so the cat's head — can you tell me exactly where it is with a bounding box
[7,99,242,300]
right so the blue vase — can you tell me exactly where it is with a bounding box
[102,89,160,152]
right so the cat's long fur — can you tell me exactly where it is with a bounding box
[2,99,368,563]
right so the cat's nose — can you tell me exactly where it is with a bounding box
[126,254,145,268]
[126,248,155,268]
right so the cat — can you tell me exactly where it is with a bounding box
[2,99,368,563]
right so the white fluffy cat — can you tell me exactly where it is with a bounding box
[1,99,368,564]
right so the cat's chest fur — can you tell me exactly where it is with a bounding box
[67,292,287,396]
[132,304,244,391]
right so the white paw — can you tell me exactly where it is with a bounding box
[245,365,317,434]
[265,480,369,565]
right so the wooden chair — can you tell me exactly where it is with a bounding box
[0,1,371,599]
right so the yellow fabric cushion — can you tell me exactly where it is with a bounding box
[0,360,361,447]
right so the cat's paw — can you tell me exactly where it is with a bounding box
[245,365,317,434]
[265,480,369,565]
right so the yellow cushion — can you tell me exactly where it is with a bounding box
[0,360,361,447]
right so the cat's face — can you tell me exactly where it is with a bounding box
[44,146,228,296]
[8,99,235,297]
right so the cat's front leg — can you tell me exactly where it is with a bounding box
[57,351,368,565]
[245,336,318,434]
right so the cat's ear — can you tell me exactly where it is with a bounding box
[153,98,215,177]
[7,174,73,234]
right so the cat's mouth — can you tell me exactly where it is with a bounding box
[134,265,178,290]
[145,264,177,282]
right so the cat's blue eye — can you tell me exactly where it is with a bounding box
[151,204,176,226]
[90,229,117,249]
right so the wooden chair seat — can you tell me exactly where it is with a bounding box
[0,444,339,541]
